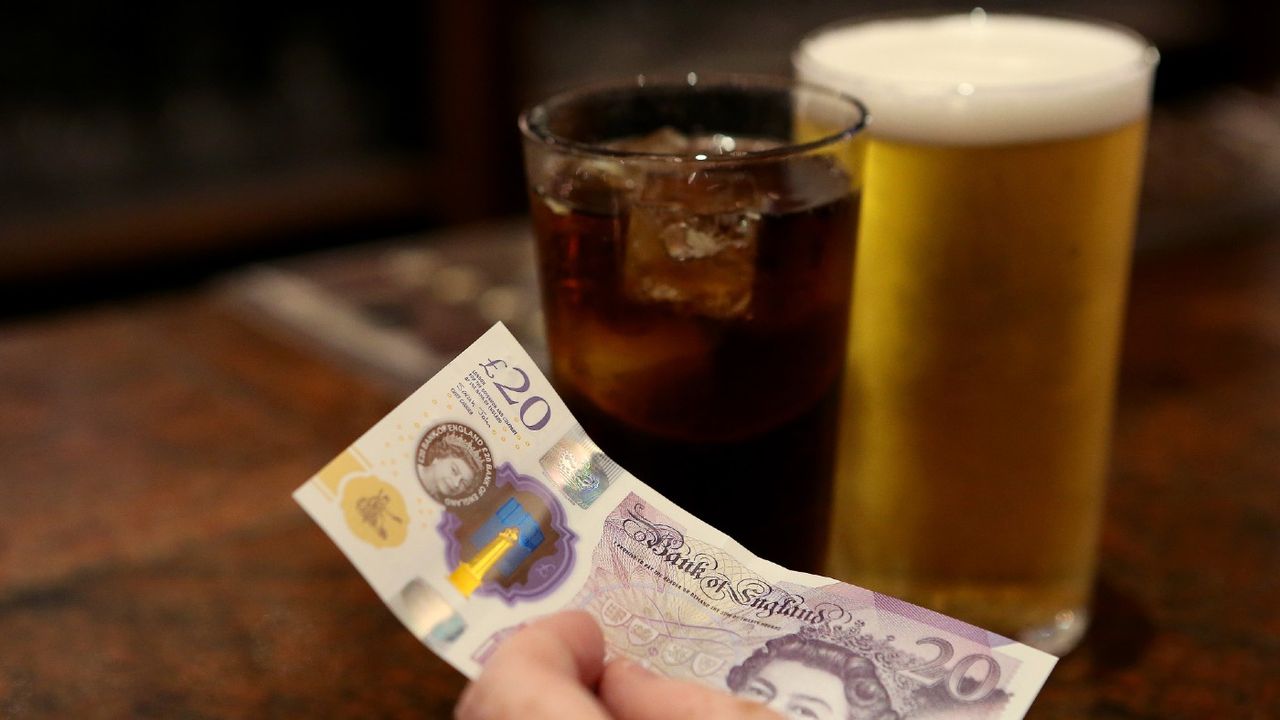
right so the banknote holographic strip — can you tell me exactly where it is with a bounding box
[389,577,466,645]
[540,423,623,509]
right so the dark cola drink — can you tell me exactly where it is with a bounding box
[530,130,858,571]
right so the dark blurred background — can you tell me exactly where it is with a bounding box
[2,0,1278,315]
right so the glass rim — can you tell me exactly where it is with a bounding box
[794,10,1160,97]
[517,73,869,164]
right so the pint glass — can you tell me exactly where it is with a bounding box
[796,14,1158,651]
[520,77,867,571]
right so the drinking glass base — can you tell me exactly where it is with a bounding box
[1016,607,1089,656]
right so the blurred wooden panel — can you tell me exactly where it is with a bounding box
[0,0,523,285]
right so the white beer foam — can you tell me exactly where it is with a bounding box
[796,13,1157,145]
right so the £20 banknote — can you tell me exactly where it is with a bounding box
[294,323,1057,719]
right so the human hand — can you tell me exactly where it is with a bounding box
[455,610,782,720]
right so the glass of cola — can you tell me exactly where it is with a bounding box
[520,75,867,571]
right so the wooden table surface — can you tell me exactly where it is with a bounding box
[1,215,1278,718]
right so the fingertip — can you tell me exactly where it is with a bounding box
[453,680,482,720]
[603,657,654,683]
[489,610,606,687]
[533,610,606,684]
[599,657,657,707]
[461,611,613,720]
[600,660,783,720]
[608,658,644,675]
[547,609,606,652]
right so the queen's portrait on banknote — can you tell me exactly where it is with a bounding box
[727,633,899,720]
[416,422,495,507]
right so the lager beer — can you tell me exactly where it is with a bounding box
[796,13,1157,651]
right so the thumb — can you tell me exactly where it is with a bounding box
[599,659,783,720]
[456,611,609,720]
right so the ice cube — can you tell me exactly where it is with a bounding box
[623,169,760,319]
[537,156,639,216]
[606,126,692,155]
[566,316,713,437]
[659,209,758,261]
